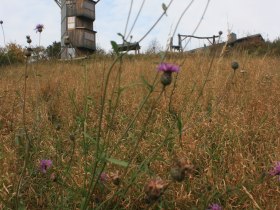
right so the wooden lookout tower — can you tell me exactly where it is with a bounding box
[54,0,100,59]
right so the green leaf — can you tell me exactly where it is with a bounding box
[111,41,119,55]
[176,113,183,147]
[80,197,86,209]
[83,132,97,145]
[117,33,124,39]
[106,157,129,168]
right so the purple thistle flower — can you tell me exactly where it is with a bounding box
[270,161,280,176]
[35,24,44,33]
[157,63,180,73]
[100,172,109,182]
[40,159,52,173]
[208,203,222,210]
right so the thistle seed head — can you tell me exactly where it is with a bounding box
[144,177,168,203]
[170,167,185,182]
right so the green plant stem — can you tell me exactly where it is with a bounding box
[123,0,134,38]
[102,133,173,210]
[82,64,89,190]
[15,58,31,210]
[103,59,123,148]
[138,0,174,43]
[123,89,164,175]
[180,0,211,61]
[187,49,216,118]
[82,54,124,210]
[126,0,146,40]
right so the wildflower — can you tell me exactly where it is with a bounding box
[157,63,180,87]
[158,63,180,73]
[35,24,44,33]
[0,20,3,25]
[100,172,109,182]
[270,161,280,177]
[144,177,168,203]
[231,61,239,71]
[40,159,52,173]
[208,203,222,210]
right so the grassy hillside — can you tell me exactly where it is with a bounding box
[0,52,280,209]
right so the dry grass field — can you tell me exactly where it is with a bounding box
[0,52,280,209]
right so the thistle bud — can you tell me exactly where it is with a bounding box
[25,47,32,57]
[69,132,75,141]
[219,31,223,36]
[0,20,3,24]
[26,35,32,44]
[231,61,239,71]
[157,63,180,87]
[160,71,172,87]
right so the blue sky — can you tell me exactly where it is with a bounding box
[0,0,279,52]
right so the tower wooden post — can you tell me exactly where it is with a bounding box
[55,0,99,59]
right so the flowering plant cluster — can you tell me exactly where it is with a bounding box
[157,63,180,73]
[270,161,280,181]
[40,159,52,173]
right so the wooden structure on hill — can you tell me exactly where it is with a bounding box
[54,0,100,59]
[116,42,141,54]
[187,33,265,54]
[226,33,264,47]
[169,32,223,52]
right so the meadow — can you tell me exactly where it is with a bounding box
[0,50,280,209]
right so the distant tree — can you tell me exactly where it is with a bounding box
[269,37,280,55]
[46,41,61,59]
[95,44,107,55]
[0,43,25,66]
[145,38,163,54]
